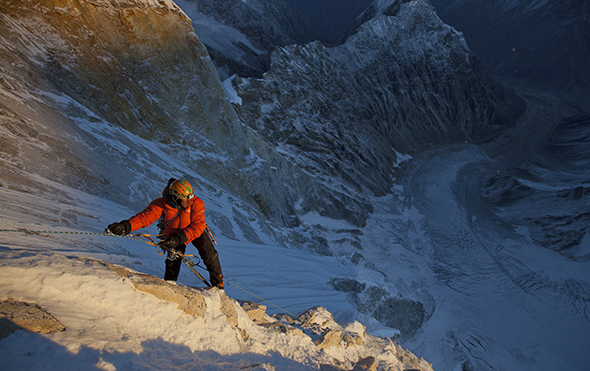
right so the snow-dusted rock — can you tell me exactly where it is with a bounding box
[298,306,342,332]
[240,304,432,370]
[70,257,433,370]
[175,0,325,79]
[315,329,343,351]
[240,300,268,323]
[0,299,66,338]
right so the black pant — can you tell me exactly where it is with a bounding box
[164,230,223,285]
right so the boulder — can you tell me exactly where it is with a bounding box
[298,306,341,332]
[240,300,268,323]
[0,299,65,338]
[351,356,377,371]
[314,329,343,351]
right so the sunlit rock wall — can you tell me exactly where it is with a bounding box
[0,0,370,229]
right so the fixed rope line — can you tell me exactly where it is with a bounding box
[0,228,159,245]
[0,227,199,258]
[2,228,298,318]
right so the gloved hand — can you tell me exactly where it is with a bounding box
[159,235,182,252]
[107,220,131,236]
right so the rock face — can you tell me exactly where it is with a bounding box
[0,0,347,230]
[176,0,326,78]
[0,299,66,338]
[13,0,226,140]
[235,0,518,200]
[0,0,239,202]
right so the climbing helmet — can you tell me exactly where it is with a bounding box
[168,179,194,200]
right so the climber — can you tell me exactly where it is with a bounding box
[107,178,224,288]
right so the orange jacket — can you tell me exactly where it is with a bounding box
[128,196,207,244]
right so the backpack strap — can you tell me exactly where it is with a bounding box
[157,209,180,235]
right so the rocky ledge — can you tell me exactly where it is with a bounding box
[0,257,432,371]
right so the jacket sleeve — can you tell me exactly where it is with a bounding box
[181,198,207,243]
[128,199,165,232]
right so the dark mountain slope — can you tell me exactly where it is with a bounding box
[430,0,590,108]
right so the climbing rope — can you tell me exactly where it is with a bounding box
[0,227,155,244]
[1,227,299,318]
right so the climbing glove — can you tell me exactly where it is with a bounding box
[107,220,131,236]
[159,235,182,252]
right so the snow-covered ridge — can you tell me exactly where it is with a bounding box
[0,250,432,370]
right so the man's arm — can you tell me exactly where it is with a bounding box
[128,199,166,232]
